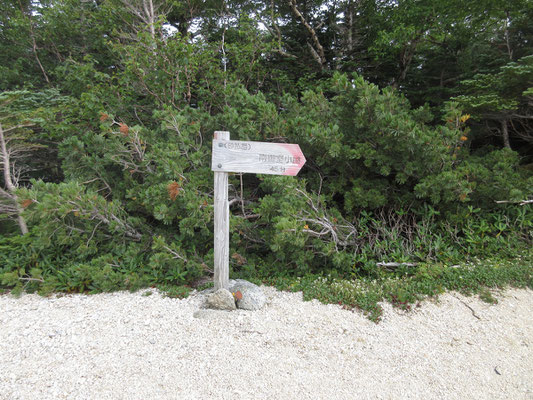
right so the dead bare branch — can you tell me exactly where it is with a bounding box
[376,262,418,268]
[0,122,28,234]
[288,0,326,67]
[163,245,188,262]
[496,199,533,206]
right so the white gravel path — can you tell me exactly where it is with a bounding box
[1,287,532,400]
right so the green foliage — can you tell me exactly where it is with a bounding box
[0,0,531,303]
[455,55,533,116]
[453,55,533,152]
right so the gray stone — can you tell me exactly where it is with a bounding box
[228,279,266,311]
[205,288,236,311]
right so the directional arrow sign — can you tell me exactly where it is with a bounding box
[211,132,307,292]
[212,139,306,176]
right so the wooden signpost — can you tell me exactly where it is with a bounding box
[211,131,306,290]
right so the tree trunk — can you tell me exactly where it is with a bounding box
[143,0,156,40]
[121,0,159,40]
[288,0,326,68]
[0,122,29,235]
[501,119,511,150]
[18,0,50,84]
[504,10,513,61]
[347,4,354,52]
[394,36,421,88]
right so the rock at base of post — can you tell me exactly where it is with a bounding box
[205,288,236,311]
[199,279,267,311]
[228,279,266,311]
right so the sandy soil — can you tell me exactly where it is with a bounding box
[0,287,532,400]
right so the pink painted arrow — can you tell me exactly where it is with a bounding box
[212,139,306,176]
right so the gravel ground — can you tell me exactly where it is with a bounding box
[1,286,532,400]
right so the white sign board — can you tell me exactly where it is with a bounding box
[212,139,306,176]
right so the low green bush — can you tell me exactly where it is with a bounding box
[1,75,531,302]
[260,252,532,322]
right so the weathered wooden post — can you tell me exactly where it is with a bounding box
[211,132,306,290]
[213,131,230,290]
